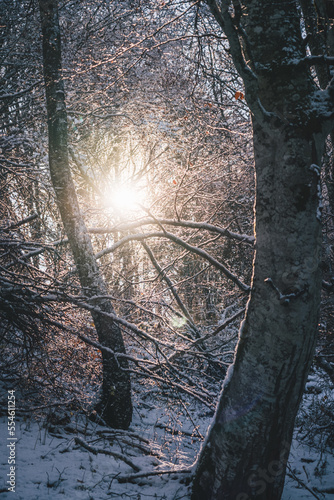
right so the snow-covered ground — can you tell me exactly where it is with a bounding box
[0,393,196,500]
[0,369,333,499]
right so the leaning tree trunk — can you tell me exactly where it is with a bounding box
[192,0,333,498]
[38,0,132,429]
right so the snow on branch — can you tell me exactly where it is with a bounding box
[206,0,256,83]
[114,467,192,484]
[206,0,283,127]
[89,217,255,245]
[2,213,38,232]
[193,308,245,344]
[17,293,217,407]
[96,230,250,293]
[264,278,307,305]
[141,240,202,340]
[0,80,43,101]
[290,55,334,67]
[74,437,141,472]
[74,328,215,407]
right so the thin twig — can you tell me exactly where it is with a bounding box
[74,437,141,472]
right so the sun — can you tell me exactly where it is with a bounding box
[103,183,145,214]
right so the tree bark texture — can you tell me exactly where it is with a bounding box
[192,0,334,498]
[299,0,334,234]
[38,0,132,429]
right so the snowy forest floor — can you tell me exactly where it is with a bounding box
[0,367,333,500]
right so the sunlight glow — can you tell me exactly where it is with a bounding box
[103,184,145,214]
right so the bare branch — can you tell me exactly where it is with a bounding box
[0,80,43,101]
[141,240,202,340]
[74,437,141,472]
[206,0,282,126]
[89,217,254,245]
[96,230,250,293]
[2,213,38,232]
[115,467,193,484]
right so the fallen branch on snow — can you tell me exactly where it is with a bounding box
[74,436,141,472]
[114,467,193,483]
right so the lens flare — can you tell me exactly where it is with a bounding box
[103,184,145,214]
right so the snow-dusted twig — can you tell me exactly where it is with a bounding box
[314,355,334,385]
[126,366,215,408]
[2,213,38,232]
[114,467,193,483]
[74,437,141,472]
[193,308,245,344]
[206,0,282,129]
[96,230,250,292]
[290,55,334,67]
[155,421,203,440]
[96,428,151,444]
[286,464,324,499]
[89,217,254,245]
[0,80,43,101]
[141,240,202,340]
[95,429,160,457]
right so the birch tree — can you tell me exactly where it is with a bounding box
[38,0,132,429]
[192,1,334,499]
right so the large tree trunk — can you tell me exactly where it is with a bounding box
[192,121,323,500]
[38,0,132,429]
[191,0,333,498]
